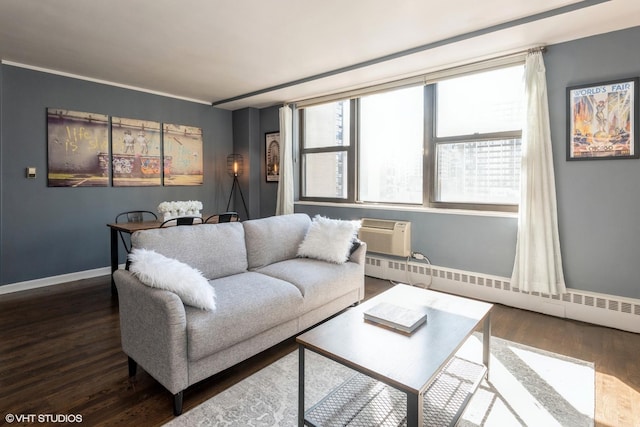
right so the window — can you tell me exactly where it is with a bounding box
[300,100,352,200]
[433,65,524,207]
[298,61,525,211]
[359,86,424,204]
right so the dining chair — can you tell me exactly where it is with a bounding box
[115,210,158,224]
[205,212,239,224]
[160,216,204,227]
[115,210,158,269]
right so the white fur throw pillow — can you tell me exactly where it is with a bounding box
[297,215,361,264]
[128,248,216,311]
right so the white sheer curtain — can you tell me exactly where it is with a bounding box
[510,50,566,295]
[275,104,294,215]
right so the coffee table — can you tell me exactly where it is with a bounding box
[296,284,493,427]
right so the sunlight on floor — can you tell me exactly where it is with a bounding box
[457,335,594,427]
[596,372,640,427]
[510,345,593,417]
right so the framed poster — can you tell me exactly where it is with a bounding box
[567,77,639,160]
[265,131,280,182]
[111,117,161,186]
[163,123,203,186]
[47,109,109,187]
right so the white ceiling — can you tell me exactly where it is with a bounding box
[1,0,639,110]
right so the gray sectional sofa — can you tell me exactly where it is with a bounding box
[113,213,366,415]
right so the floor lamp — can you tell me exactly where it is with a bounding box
[226,154,249,219]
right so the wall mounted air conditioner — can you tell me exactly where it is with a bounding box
[358,218,411,257]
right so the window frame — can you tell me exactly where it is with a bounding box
[298,100,357,203]
[427,133,522,212]
[428,68,523,213]
[297,59,525,213]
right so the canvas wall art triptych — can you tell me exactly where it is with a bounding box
[46,108,203,187]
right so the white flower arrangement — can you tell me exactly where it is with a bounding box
[158,200,203,220]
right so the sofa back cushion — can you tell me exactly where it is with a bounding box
[243,213,311,269]
[131,222,248,280]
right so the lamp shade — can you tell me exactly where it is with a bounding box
[227,154,243,177]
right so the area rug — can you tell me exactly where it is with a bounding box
[164,335,594,427]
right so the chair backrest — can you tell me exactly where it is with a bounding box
[160,216,204,227]
[115,210,157,223]
[115,210,159,268]
[205,212,240,224]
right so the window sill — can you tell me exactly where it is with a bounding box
[295,200,518,219]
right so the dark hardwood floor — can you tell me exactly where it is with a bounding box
[1,276,639,426]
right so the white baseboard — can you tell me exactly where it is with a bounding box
[365,255,640,334]
[0,266,113,296]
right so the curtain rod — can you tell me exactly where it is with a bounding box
[528,46,547,54]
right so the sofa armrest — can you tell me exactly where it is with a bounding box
[114,269,189,394]
[349,241,367,265]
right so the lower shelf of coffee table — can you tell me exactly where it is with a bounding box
[304,355,486,427]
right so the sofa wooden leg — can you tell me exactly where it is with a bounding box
[128,357,137,377]
[173,391,184,416]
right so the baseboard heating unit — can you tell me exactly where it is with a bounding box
[365,254,640,334]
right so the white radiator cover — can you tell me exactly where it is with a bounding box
[365,254,640,334]
[358,218,411,257]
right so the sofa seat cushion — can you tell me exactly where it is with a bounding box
[256,258,363,312]
[132,222,248,280]
[185,272,303,361]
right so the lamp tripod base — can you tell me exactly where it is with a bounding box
[226,175,249,219]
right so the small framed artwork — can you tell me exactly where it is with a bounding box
[567,77,639,160]
[265,131,280,182]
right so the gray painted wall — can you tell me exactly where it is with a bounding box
[0,65,232,285]
[547,26,640,300]
[231,105,281,219]
[231,107,261,220]
[259,105,280,217]
[298,26,640,300]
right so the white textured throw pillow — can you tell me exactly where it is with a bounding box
[297,215,361,264]
[128,248,216,311]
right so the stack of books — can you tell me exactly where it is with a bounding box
[363,302,428,334]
